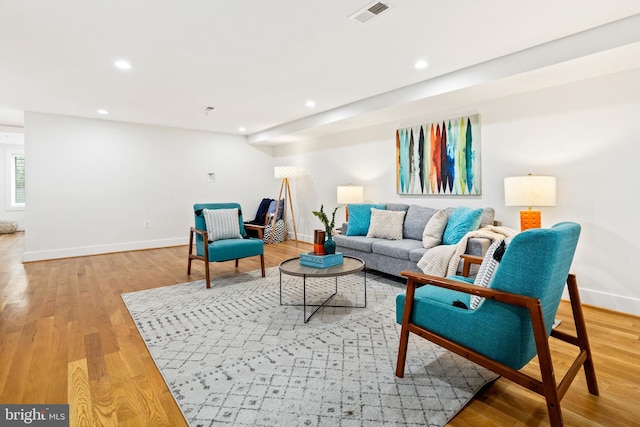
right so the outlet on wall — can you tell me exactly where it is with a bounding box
[144,220,152,228]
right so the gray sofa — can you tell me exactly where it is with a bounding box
[333,204,495,278]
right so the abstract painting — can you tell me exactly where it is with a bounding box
[396,114,481,195]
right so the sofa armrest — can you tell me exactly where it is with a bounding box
[465,237,491,257]
[340,222,349,234]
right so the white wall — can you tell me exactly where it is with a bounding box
[274,68,640,315]
[0,132,26,230]
[23,113,277,261]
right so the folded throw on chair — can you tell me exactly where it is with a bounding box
[417,225,517,277]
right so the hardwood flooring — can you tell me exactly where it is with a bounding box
[1,231,638,426]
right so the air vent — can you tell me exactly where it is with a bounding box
[201,106,215,115]
[349,2,390,24]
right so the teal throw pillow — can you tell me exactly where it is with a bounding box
[346,204,386,236]
[442,207,483,245]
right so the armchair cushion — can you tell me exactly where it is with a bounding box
[203,208,243,242]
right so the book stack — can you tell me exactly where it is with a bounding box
[299,252,344,268]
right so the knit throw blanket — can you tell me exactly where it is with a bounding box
[417,226,518,277]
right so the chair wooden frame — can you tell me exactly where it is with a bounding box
[396,262,598,426]
[187,227,265,289]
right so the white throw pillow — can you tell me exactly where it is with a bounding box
[422,209,448,248]
[203,208,243,242]
[470,237,511,309]
[366,208,405,240]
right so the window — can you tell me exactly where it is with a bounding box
[8,151,25,209]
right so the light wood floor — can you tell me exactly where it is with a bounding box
[1,232,638,426]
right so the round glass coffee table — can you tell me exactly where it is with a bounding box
[279,256,366,323]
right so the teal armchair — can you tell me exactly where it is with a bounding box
[396,222,598,426]
[187,203,265,288]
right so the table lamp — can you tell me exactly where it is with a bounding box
[337,184,364,221]
[504,175,556,231]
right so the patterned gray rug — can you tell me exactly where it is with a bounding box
[122,267,498,426]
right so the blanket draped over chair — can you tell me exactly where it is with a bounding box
[417,225,517,277]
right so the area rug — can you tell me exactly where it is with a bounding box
[122,267,498,426]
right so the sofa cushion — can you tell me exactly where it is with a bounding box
[345,203,386,236]
[372,239,423,260]
[332,234,376,253]
[403,205,438,240]
[409,247,428,263]
[385,203,410,212]
[367,208,405,240]
[442,207,483,245]
[422,209,448,248]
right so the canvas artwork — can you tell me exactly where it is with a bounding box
[396,114,481,195]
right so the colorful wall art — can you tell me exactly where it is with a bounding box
[396,114,481,195]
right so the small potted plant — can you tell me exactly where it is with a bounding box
[312,204,339,254]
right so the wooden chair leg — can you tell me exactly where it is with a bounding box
[260,255,265,277]
[205,261,211,289]
[235,259,239,268]
[566,274,599,395]
[396,279,417,378]
[203,236,211,289]
[187,229,194,275]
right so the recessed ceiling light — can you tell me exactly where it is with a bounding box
[114,60,132,70]
[414,60,428,69]
[305,100,316,108]
[97,109,109,115]
[238,127,246,132]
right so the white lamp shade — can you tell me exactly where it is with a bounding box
[274,165,297,179]
[337,185,364,204]
[504,175,556,207]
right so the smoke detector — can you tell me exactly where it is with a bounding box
[349,2,390,24]
[201,106,215,115]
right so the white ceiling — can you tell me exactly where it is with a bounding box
[2,0,640,145]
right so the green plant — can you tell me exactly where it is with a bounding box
[312,204,339,235]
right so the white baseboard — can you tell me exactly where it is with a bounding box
[565,287,640,317]
[22,237,187,262]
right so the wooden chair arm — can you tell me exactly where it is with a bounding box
[400,270,539,310]
[190,227,208,241]
[459,254,484,277]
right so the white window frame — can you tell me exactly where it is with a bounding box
[6,148,25,210]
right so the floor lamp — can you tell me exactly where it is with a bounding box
[273,166,298,243]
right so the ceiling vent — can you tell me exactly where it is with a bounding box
[201,106,215,115]
[349,2,390,24]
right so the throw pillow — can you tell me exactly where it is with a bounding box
[203,208,243,242]
[345,203,386,236]
[470,238,511,309]
[267,199,285,221]
[366,208,406,240]
[422,209,448,248]
[442,207,483,245]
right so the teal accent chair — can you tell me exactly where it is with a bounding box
[187,203,265,288]
[396,222,598,426]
